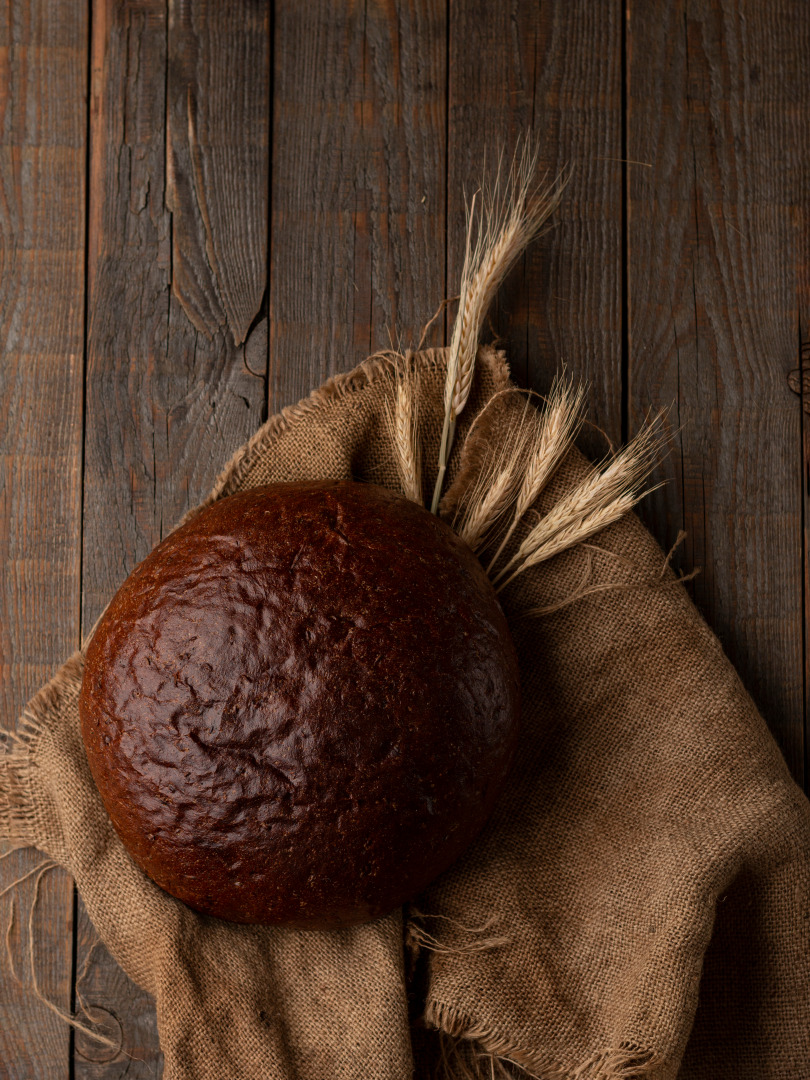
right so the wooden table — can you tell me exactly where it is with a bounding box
[1,1,807,1075]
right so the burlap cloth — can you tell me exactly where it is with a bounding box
[1,346,809,1080]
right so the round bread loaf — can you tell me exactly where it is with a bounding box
[80,480,520,927]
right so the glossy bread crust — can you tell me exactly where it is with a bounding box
[80,480,520,927]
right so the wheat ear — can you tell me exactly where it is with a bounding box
[454,397,535,552]
[385,361,422,505]
[486,375,586,574]
[492,415,666,591]
[430,192,477,514]
[430,142,569,514]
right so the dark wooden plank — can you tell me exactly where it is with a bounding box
[0,0,88,1075]
[447,0,624,451]
[269,0,447,413]
[627,0,809,784]
[77,0,269,1074]
[166,0,269,345]
[795,354,810,785]
[77,5,170,1073]
[804,353,810,793]
[72,934,163,1078]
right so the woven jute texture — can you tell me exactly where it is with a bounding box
[1,346,809,1080]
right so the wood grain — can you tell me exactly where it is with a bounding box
[79,0,268,1074]
[627,0,809,783]
[79,5,171,1073]
[447,0,624,453]
[3,0,810,1068]
[0,0,87,1075]
[269,0,447,413]
[166,0,269,345]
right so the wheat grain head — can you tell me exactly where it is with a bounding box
[448,141,570,422]
[384,360,422,505]
[492,412,667,588]
[455,399,535,551]
[486,376,586,573]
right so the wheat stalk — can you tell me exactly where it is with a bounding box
[450,144,568,421]
[385,361,422,505]
[486,375,586,574]
[430,192,477,514]
[491,415,666,591]
[455,398,535,551]
[430,142,569,514]
[406,137,664,582]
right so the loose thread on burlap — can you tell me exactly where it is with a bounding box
[25,863,124,1054]
[73,945,127,1067]
[0,857,55,900]
[412,909,508,935]
[74,955,114,1042]
[437,1030,474,1080]
[0,856,125,1055]
[436,1030,538,1080]
[519,530,700,617]
[513,542,700,619]
[570,1044,664,1080]
[435,1032,662,1080]
[435,1027,547,1080]
[660,529,689,578]
[408,909,510,956]
[70,938,145,1068]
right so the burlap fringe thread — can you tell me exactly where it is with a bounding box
[0,654,126,1055]
[406,910,511,958]
[406,900,669,1080]
[0,700,52,849]
[427,1000,665,1080]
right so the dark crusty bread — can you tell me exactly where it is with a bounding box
[80,480,520,927]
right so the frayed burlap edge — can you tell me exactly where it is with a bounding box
[0,652,84,863]
[184,344,510,526]
[204,354,410,509]
[425,1000,665,1080]
[0,749,37,849]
